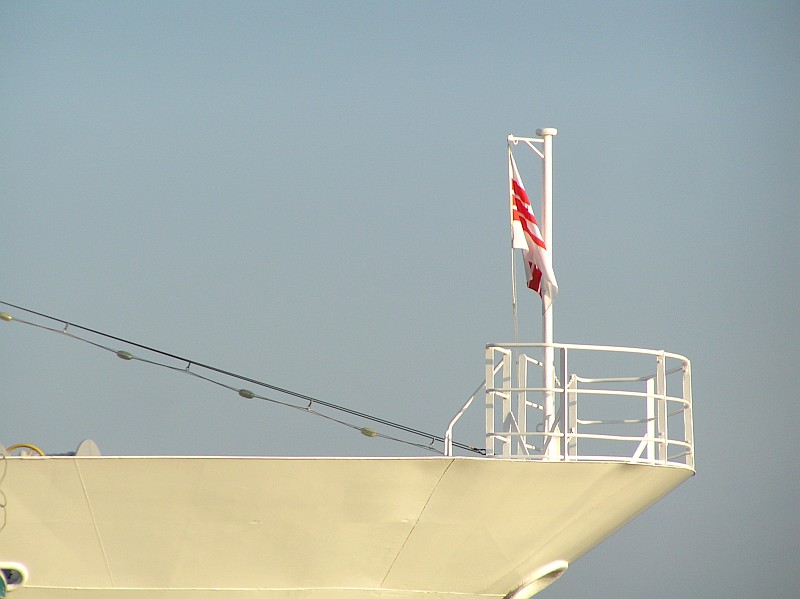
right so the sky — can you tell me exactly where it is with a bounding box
[1,1,798,597]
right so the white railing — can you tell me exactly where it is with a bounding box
[446,343,694,470]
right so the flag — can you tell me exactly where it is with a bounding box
[510,151,558,307]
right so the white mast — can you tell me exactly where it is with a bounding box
[536,128,558,459]
[507,128,559,458]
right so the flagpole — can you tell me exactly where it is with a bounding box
[536,127,558,459]
[508,144,520,342]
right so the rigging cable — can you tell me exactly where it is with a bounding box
[0,301,484,455]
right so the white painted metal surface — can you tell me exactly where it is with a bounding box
[507,130,559,460]
[0,130,695,599]
[0,456,691,598]
[457,343,694,469]
[536,129,557,461]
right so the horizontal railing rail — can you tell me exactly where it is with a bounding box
[445,343,694,470]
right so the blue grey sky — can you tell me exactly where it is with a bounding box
[1,1,798,598]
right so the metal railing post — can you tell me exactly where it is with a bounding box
[560,347,568,460]
[517,352,528,456]
[566,374,578,459]
[485,347,496,456]
[646,377,655,464]
[656,352,667,464]
[501,352,512,456]
[683,360,694,470]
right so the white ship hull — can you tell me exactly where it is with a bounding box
[1,456,691,598]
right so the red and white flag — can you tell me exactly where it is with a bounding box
[509,152,558,307]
